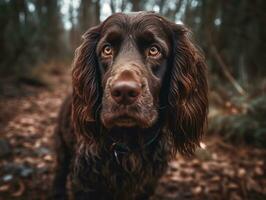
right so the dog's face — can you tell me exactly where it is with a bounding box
[97,13,172,128]
[72,12,208,154]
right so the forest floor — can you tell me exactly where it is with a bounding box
[0,68,265,200]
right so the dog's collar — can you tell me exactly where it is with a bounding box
[109,128,161,164]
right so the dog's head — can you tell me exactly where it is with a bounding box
[72,12,208,155]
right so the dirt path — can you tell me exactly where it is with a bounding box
[0,71,265,200]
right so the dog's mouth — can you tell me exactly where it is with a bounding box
[101,113,140,128]
[100,102,158,129]
[113,115,138,127]
[100,106,156,128]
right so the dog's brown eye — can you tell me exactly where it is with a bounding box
[102,44,113,57]
[148,46,160,57]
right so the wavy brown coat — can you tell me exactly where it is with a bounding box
[52,12,208,200]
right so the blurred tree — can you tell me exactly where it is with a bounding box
[78,0,100,33]
[110,0,127,13]
[35,0,64,59]
[132,0,141,11]
[182,0,266,91]
[0,0,265,92]
[0,0,64,76]
[0,0,30,74]
[69,0,78,51]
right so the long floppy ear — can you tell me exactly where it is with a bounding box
[168,24,208,156]
[72,25,102,140]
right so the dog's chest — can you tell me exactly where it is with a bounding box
[103,151,167,196]
[74,145,169,198]
[103,150,166,180]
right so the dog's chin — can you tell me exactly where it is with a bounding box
[113,116,138,127]
[101,114,156,129]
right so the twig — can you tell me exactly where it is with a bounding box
[211,45,247,96]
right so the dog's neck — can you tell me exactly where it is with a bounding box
[101,124,161,151]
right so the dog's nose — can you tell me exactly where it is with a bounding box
[111,81,141,105]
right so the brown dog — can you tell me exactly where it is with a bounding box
[52,11,208,200]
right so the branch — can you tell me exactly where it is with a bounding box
[211,45,247,96]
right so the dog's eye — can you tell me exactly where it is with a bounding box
[148,46,160,57]
[102,44,113,57]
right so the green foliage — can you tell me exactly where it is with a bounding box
[209,95,266,148]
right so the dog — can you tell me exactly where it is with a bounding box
[52,11,208,200]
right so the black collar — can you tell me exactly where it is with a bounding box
[108,128,161,164]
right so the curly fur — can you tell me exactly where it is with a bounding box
[52,12,208,200]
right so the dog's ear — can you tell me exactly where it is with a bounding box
[167,24,208,156]
[72,25,102,140]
